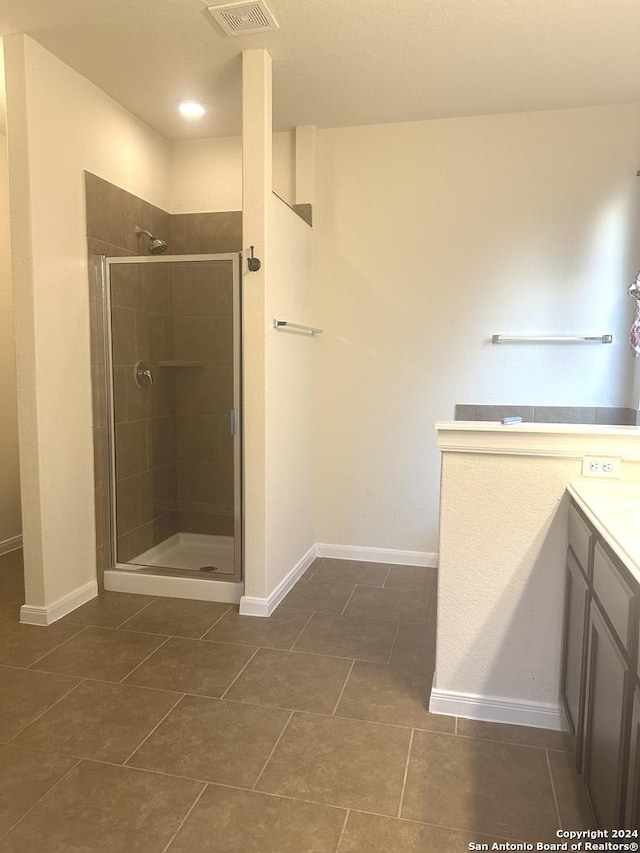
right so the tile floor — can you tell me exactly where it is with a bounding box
[0,550,593,851]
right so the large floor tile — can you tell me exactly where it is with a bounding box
[547,749,595,829]
[279,580,356,614]
[30,627,166,681]
[457,718,570,751]
[257,712,411,815]
[0,743,77,838]
[0,666,80,741]
[13,680,181,764]
[0,620,85,669]
[310,559,390,587]
[338,811,500,853]
[401,730,558,841]
[63,591,156,629]
[335,660,453,732]
[0,603,21,624]
[127,695,290,787]
[343,585,431,623]
[168,784,346,853]
[120,597,231,638]
[202,606,311,649]
[293,613,398,662]
[225,648,353,714]
[124,637,256,696]
[388,621,435,672]
[0,760,203,853]
[384,565,437,592]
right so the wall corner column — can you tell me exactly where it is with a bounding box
[241,48,272,605]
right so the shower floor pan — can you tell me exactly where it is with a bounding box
[129,533,235,575]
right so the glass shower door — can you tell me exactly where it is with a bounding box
[103,253,241,581]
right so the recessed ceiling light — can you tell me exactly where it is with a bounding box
[178,100,206,119]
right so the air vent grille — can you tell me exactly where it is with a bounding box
[208,1,279,36]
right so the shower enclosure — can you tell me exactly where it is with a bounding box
[101,253,242,588]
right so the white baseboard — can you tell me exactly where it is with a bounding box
[20,580,98,626]
[105,568,243,604]
[316,543,438,568]
[429,688,567,732]
[0,534,22,557]
[239,544,317,617]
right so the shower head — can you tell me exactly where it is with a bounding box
[135,227,168,255]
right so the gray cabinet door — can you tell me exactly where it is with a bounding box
[561,551,589,767]
[583,602,630,829]
[626,684,640,829]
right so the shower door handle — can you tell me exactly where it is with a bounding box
[230,409,239,435]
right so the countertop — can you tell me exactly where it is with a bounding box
[568,480,640,586]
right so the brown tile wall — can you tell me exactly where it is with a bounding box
[454,404,640,425]
[85,173,241,582]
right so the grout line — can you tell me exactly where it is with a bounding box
[117,635,172,683]
[252,710,295,791]
[25,625,90,670]
[0,757,81,845]
[197,604,234,640]
[340,587,358,616]
[0,738,536,847]
[331,659,356,716]
[288,612,314,651]
[160,782,208,853]
[386,621,402,664]
[335,809,350,853]
[545,748,563,830]
[6,678,87,743]
[113,596,160,630]
[381,565,393,588]
[397,729,415,818]
[219,647,261,699]
[123,692,186,766]
[454,716,458,735]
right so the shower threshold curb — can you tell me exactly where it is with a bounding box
[104,567,243,604]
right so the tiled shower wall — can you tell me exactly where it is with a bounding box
[85,172,241,586]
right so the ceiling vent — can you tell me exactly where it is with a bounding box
[207,1,279,36]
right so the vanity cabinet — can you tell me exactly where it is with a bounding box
[560,549,589,762]
[626,685,640,829]
[562,500,639,830]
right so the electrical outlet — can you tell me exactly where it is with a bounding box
[581,456,622,478]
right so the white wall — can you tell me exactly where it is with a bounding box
[0,132,21,549]
[314,104,640,555]
[170,130,295,213]
[4,35,171,610]
[265,193,315,594]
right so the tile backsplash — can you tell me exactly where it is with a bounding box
[455,404,640,426]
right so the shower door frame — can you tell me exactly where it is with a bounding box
[101,252,243,584]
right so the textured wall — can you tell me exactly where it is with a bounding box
[4,34,171,609]
[0,133,21,548]
[265,193,315,596]
[314,103,640,556]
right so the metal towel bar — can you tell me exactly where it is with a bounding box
[273,320,323,336]
[492,334,612,344]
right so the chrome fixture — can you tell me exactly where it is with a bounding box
[134,361,154,389]
[492,334,612,344]
[135,227,168,255]
[273,319,323,336]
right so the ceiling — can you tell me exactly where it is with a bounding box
[0,0,639,141]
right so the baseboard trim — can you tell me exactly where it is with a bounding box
[429,688,567,731]
[105,568,243,604]
[0,534,22,557]
[20,580,98,626]
[316,543,438,568]
[239,544,317,617]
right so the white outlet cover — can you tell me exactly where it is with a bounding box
[581,456,622,479]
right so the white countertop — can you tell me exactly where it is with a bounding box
[436,420,640,436]
[568,480,640,585]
